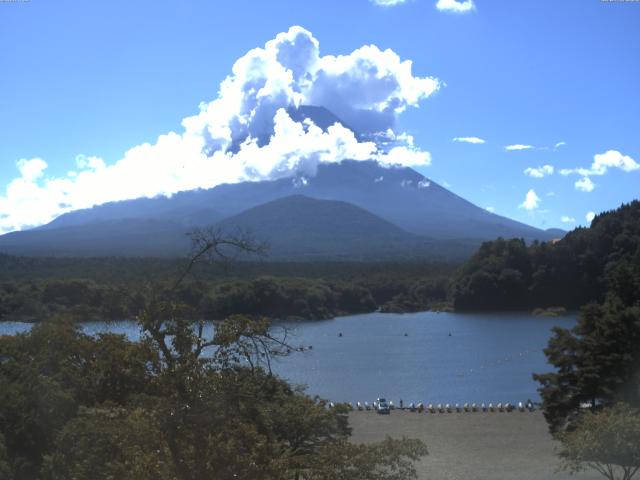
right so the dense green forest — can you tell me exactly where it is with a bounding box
[451,201,640,311]
[524,202,640,439]
[0,256,453,322]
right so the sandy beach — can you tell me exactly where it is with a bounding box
[349,409,602,480]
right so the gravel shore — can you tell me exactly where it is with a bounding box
[349,410,601,480]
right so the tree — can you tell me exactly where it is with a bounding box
[41,407,175,480]
[0,228,428,480]
[0,432,12,480]
[558,403,640,480]
[534,300,640,432]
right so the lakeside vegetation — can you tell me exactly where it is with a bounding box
[2,202,638,324]
[0,256,454,322]
[450,201,640,312]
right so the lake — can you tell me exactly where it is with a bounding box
[0,311,574,405]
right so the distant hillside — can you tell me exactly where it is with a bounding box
[0,219,191,257]
[450,200,640,310]
[217,195,475,260]
[0,195,476,260]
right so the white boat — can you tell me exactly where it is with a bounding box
[357,401,363,411]
[365,401,370,410]
[463,403,469,412]
[518,401,524,412]
[472,403,478,412]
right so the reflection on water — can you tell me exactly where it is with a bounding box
[0,311,575,404]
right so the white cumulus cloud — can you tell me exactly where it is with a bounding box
[453,136,485,144]
[575,177,595,192]
[519,189,541,211]
[560,150,638,177]
[561,216,575,223]
[505,144,534,151]
[524,165,554,178]
[436,0,475,13]
[586,211,596,223]
[0,26,439,234]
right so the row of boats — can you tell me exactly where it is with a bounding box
[330,401,536,412]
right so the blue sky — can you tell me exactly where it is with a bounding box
[0,0,638,233]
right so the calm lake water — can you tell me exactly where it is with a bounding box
[0,311,575,405]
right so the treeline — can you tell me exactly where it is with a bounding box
[0,270,453,323]
[451,201,640,311]
[529,204,640,434]
[0,254,454,284]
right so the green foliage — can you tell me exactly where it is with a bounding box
[0,308,427,480]
[451,201,640,311]
[0,318,157,479]
[558,403,640,480]
[534,300,640,432]
[41,407,175,480]
[0,260,454,322]
[0,432,12,480]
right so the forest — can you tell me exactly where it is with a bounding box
[0,256,453,322]
[2,202,640,324]
[450,201,640,311]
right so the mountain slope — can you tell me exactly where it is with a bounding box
[0,196,477,259]
[216,195,475,260]
[0,219,192,257]
[35,160,560,242]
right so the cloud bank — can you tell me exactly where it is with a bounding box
[0,26,439,234]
